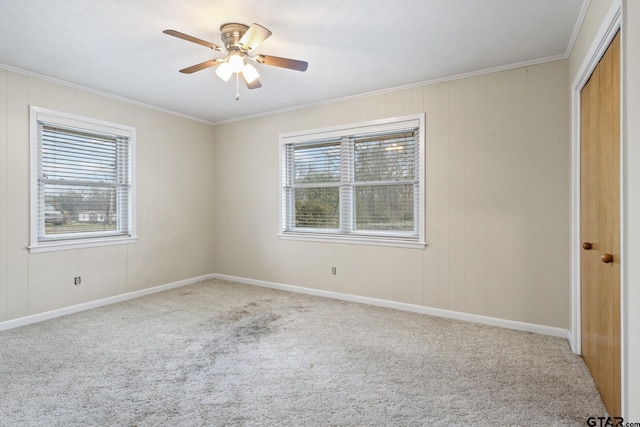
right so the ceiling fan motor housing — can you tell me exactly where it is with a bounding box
[220,23,249,51]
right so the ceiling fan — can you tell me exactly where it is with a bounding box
[163,23,308,95]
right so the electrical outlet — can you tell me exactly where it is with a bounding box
[331,267,336,275]
[74,276,81,285]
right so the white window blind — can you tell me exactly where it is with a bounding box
[284,138,342,229]
[353,130,419,233]
[280,114,425,248]
[29,107,136,252]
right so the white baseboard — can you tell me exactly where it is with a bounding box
[0,273,216,331]
[213,273,571,340]
[1,272,571,341]
[567,330,577,353]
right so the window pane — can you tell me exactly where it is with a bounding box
[354,132,416,182]
[355,185,414,231]
[295,187,339,228]
[293,142,341,184]
[44,183,119,235]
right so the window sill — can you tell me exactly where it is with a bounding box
[29,236,138,253]
[278,232,426,249]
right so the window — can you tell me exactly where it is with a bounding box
[29,106,136,253]
[279,114,425,248]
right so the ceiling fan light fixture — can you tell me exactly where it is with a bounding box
[242,63,259,83]
[228,52,244,73]
[215,61,233,81]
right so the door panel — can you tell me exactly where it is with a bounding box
[580,32,620,417]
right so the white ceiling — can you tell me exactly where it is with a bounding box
[0,0,587,124]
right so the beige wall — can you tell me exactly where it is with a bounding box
[569,0,615,79]
[623,1,640,421]
[212,59,571,329]
[623,0,640,419]
[0,69,217,322]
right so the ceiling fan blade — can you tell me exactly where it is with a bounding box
[255,54,308,72]
[163,30,223,51]
[239,23,272,51]
[179,59,223,74]
[242,74,262,89]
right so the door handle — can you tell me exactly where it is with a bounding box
[601,253,614,263]
[583,242,592,250]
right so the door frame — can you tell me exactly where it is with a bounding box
[570,0,626,416]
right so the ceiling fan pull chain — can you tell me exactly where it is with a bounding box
[235,73,240,101]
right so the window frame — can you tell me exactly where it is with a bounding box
[29,106,137,253]
[279,114,426,249]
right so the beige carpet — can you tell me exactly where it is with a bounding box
[0,279,606,426]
